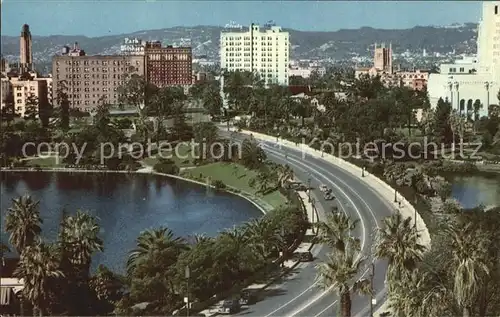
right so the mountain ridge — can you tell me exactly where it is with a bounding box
[1,23,478,66]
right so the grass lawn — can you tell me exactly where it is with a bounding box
[25,156,65,167]
[142,143,195,167]
[180,162,288,209]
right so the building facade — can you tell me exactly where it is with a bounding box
[52,44,145,111]
[374,43,393,73]
[9,75,49,118]
[19,24,33,73]
[427,1,500,117]
[220,23,290,85]
[144,41,192,88]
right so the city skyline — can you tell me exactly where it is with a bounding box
[2,1,482,37]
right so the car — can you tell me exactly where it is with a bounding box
[297,251,313,262]
[319,184,328,192]
[217,299,240,314]
[325,188,333,194]
[238,290,256,305]
[324,193,335,201]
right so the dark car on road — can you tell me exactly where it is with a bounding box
[297,251,314,262]
[217,299,240,314]
[238,290,256,305]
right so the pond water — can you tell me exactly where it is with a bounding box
[451,173,500,209]
[0,171,262,273]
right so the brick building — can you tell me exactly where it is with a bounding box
[52,43,145,111]
[144,41,192,88]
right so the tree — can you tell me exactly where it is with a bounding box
[315,238,370,317]
[375,213,426,288]
[193,121,219,159]
[24,94,39,120]
[150,86,185,144]
[14,240,64,316]
[315,209,360,252]
[55,80,70,131]
[445,223,489,317]
[4,195,43,254]
[240,137,267,169]
[126,227,187,277]
[433,98,453,144]
[473,100,482,121]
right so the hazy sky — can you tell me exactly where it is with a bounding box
[1,0,483,37]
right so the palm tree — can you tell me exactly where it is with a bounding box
[375,213,427,288]
[5,195,43,254]
[445,223,489,317]
[14,239,64,316]
[245,218,280,260]
[315,209,360,252]
[276,164,294,188]
[62,211,104,275]
[1,242,10,266]
[127,227,187,276]
[315,238,370,317]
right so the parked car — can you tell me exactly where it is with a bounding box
[238,290,256,305]
[319,184,328,192]
[297,251,313,262]
[217,299,240,314]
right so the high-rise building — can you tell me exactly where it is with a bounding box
[144,41,192,88]
[52,43,145,112]
[374,43,393,74]
[427,1,500,117]
[19,24,33,73]
[8,74,49,118]
[220,23,290,86]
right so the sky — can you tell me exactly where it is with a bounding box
[1,0,483,37]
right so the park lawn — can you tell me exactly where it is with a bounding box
[142,143,195,167]
[25,156,65,167]
[182,162,287,209]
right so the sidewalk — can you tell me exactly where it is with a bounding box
[197,190,317,317]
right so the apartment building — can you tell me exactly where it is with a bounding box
[144,41,192,88]
[220,23,290,86]
[52,43,145,111]
[9,75,49,118]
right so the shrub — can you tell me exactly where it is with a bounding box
[212,180,226,190]
[154,158,180,175]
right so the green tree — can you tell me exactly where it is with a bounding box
[315,238,371,317]
[433,98,453,144]
[375,213,426,288]
[55,80,70,131]
[14,240,64,316]
[4,195,43,254]
[24,94,39,120]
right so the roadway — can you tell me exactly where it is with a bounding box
[219,130,392,317]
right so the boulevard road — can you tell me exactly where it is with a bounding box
[219,130,392,317]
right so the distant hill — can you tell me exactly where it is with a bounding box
[1,23,478,66]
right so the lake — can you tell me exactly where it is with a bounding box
[451,173,500,209]
[0,171,262,273]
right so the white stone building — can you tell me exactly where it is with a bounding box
[427,1,500,117]
[220,23,290,85]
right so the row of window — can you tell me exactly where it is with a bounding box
[147,54,190,61]
[223,36,288,41]
[224,41,288,47]
[57,60,139,66]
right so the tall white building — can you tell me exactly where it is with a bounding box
[427,1,500,117]
[220,23,290,85]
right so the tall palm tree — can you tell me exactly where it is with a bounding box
[127,227,187,276]
[62,210,104,275]
[315,238,370,317]
[245,218,280,260]
[5,195,43,254]
[1,242,10,266]
[445,223,489,317]
[315,209,360,252]
[14,240,64,316]
[276,164,294,188]
[375,213,427,287]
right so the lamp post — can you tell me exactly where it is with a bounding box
[185,265,190,317]
[307,177,311,202]
[370,261,376,317]
[414,195,418,231]
[394,189,398,203]
[280,226,286,268]
[138,103,147,158]
[362,166,365,177]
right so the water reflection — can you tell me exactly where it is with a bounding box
[451,174,500,209]
[0,171,262,273]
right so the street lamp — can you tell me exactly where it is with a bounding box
[280,226,286,268]
[370,261,375,317]
[362,166,365,177]
[185,265,190,317]
[307,177,311,202]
